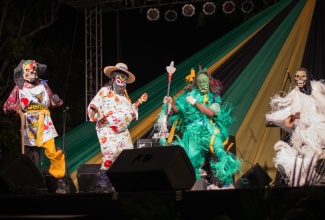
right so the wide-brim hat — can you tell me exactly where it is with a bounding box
[103,62,135,84]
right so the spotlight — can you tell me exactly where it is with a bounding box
[202,2,216,15]
[165,10,177,22]
[241,1,254,13]
[223,1,235,14]
[182,4,195,17]
[147,8,160,21]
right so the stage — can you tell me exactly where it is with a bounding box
[1,186,325,219]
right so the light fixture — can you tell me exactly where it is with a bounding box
[202,2,216,15]
[165,10,177,22]
[241,1,254,13]
[182,4,195,17]
[223,1,236,14]
[147,8,160,21]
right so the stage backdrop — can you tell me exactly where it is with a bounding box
[46,0,324,188]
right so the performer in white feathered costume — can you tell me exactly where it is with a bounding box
[266,67,325,186]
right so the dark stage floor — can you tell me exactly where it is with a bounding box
[1,186,325,219]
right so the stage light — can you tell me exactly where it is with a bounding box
[223,1,235,14]
[202,2,216,15]
[241,1,254,13]
[147,8,160,21]
[165,10,177,22]
[182,4,195,17]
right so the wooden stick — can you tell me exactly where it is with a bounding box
[18,107,25,154]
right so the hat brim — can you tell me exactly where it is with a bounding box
[103,66,135,84]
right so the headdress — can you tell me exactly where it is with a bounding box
[14,59,47,89]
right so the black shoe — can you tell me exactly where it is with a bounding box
[56,179,71,194]
[90,184,115,193]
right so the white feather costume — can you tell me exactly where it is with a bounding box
[266,80,325,186]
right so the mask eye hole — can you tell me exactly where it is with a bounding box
[294,74,307,80]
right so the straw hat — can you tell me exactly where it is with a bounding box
[103,62,135,84]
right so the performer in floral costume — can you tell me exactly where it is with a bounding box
[3,59,69,194]
[87,62,148,193]
[163,68,241,189]
[266,67,325,186]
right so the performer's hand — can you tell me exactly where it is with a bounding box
[89,104,98,113]
[292,112,300,120]
[163,96,172,104]
[52,94,61,104]
[186,96,196,105]
[140,93,148,103]
[15,104,22,114]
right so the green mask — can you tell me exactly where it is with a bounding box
[197,74,209,94]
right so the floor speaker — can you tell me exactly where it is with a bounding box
[0,154,45,193]
[234,163,272,189]
[77,164,101,193]
[106,146,196,192]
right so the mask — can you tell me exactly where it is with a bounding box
[197,74,209,94]
[294,70,307,88]
[23,60,38,83]
[113,73,127,95]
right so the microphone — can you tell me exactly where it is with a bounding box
[63,106,69,112]
[286,68,292,83]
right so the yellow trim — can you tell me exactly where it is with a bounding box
[167,120,178,145]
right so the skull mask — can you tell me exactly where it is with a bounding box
[23,60,38,83]
[294,67,311,95]
[295,69,308,88]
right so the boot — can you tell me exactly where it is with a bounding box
[56,178,71,194]
[90,170,115,193]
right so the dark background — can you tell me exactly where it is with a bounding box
[56,2,244,93]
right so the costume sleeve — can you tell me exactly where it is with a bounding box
[265,93,293,133]
[131,103,139,120]
[3,86,20,115]
[87,87,105,122]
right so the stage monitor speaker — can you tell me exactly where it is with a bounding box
[234,163,272,189]
[106,146,196,192]
[0,154,45,193]
[77,164,101,193]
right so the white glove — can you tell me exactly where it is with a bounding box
[186,96,196,105]
[163,96,172,104]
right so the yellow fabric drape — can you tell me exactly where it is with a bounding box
[26,109,50,147]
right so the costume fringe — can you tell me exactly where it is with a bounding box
[266,81,325,186]
[166,89,241,183]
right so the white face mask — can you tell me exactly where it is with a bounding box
[294,70,307,88]
[23,60,38,83]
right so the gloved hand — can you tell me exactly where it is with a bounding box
[186,96,196,105]
[163,96,172,104]
[52,94,61,104]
